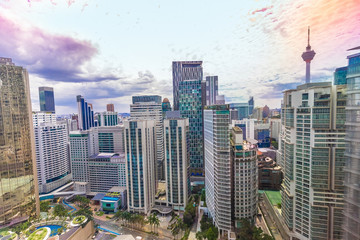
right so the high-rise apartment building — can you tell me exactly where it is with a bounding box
[70,131,92,182]
[204,105,231,236]
[164,117,190,210]
[124,120,156,214]
[342,46,360,240]
[39,86,55,112]
[32,111,56,126]
[179,79,204,174]
[88,153,126,193]
[172,61,203,111]
[98,111,118,126]
[231,127,258,227]
[205,76,218,105]
[0,57,39,225]
[107,103,115,112]
[77,95,95,130]
[280,82,346,240]
[34,122,71,193]
[131,96,164,180]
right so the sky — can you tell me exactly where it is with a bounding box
[1,0,359,114]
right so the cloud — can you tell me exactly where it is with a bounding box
[251,6,273,15]
[0,15,122,83]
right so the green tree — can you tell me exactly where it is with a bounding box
[40,201,51,212]
[237,218,274,240]
[53,205,68,217]
[73,195,90,209]
[206,227,217,240]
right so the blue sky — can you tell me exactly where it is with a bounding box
[1,0,359,114]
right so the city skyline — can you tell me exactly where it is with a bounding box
[1,0,359,114]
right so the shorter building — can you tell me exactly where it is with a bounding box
[270,118,281,141]
[231,127,258,228]
[33,111,56,126]
[99,187,127,213]
[107,103,115,112]
[216,95,225,104]
[98,111,118,126]
[162,98,172,118]
[258,156,282,190]
[255,123,270,148]
[74,182,90,194]
[88,153,126,193]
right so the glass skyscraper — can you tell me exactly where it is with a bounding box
[172,61,203,111]
[39,87,55,112]
[77,95,95,130]
[343,47,360,240]
[0,57,39,225]
[179,79,204,175]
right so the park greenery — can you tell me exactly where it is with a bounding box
[27,228,48,240]
[73,195,90,209]
[53,204,68,217]
[195,215,218,240]
[40,201,51,212]
[237,219,274,240]
[115,211,152,232]
[72,215,87,225]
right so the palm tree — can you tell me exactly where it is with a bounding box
[153,214,160,233]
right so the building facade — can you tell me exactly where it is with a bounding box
[0,57,39,225]
[124,120,156,214]
[39,86,55,112]
[204,105,232,236]
[88,153,126,193]
[106,103,115,112]
[342,47,360,240]
[130,96,164,180]
[258,156,282,190]
[172,61,203,111]
[179,79,204,175]
[229,97,254,120]
[205,76,218,106]
[98,111,118,126]
[34,122,71,193]
[162,98,172,119]
[231,127,258,228]
[77,95,95,130]
[90,126,124,154]
[164,118,190,210]
[70,131,92,182]
[280,82,346,240]
[32,111,56,126]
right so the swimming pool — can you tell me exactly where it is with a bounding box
[36,225,64,237]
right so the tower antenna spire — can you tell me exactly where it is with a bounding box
[302,26,316,83]
[308,26,310,47]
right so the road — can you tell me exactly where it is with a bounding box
[258,199,282,240]
[94,218,171,240]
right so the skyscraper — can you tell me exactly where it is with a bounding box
[70,131,92,182]
[204,105,231,236]
[172,61,203,110]
[164,117,190,210]
[231,127,258,227]
[301,27,316,83]
[124,120,156,214]
[77,95,95,130]
[0,57,39,225]
[342,46,360,240]
[39,86,55,112]
[34,121,71,193]
[98,111,118,126]
[107,103,115,112]
[162,98,172,118]
[179,79,204,175]
[280,82,346,240]
[131,95,164,180]
[205,76,218,105]
[229,96,255,120]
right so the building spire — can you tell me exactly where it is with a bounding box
[302,26,316,83]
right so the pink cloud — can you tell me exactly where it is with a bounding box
[251,6,273,15]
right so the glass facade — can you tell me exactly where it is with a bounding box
[76,95,94,130]
[39,87,55,112]
[179,79,204,175]
[0,58,39,225]
[343,51,360,240]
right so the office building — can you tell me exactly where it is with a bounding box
[270,118,281,141]
[204,105,231,236]
[205,76,218,105]
[124,120,156,214]
[88,153,126,193]
[98,111,118,126]
[131,95,164,180]
[179,79,204,175]
[77,95,95,130]
[231,127,258,227]
[230,109,239,122]
[263,105,270,118]
[70,131,92,182]
[258,156,282,190]
[32,111,56,126]
[107,103,115,112]
[334,67,348,86]
[216,95,225,104]
[280,82,346,240]
[172,61,203,110]
[91,126,124,154]
[251,107,263,121]
[0,57,39,225]
[164,117,190,210]
[233,119,255,140]
[343,46,360,240]
[255,123,271,148]
[39,86,55,112]
[229,96,254,120]
[34,122,71,193]
[162,98,172,118]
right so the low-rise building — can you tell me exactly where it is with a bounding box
[258,156,282,190]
